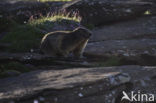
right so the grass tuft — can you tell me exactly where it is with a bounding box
[0,62,31,78]
[96,57,121,67]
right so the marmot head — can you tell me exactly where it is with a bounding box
[73,27,92,39]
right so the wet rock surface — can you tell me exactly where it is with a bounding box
[0,65,156,103]
[62,0,151,26]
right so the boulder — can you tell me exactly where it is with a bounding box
[62,0,151,26]
[83,16,156,63]
[90,16,156,42]
[0,1,66,23]
[85,39,156,57]
[0,65,156,103]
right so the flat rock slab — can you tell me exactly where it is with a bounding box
[85,39,156,56]
[0,68,122,101]
[90,16,156,42]
[0,65,156,103]
[0,52,96,67]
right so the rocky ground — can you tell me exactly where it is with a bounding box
[0,0,156,103]
[0,66,156,103]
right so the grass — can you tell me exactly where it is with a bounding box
[0,22,42,52]
[0,14,80,52]
[0,62,31,78]
[96,57,122,67]
[30,15,80,25]
[84,23,95,30]
[144,10,151,15]
[29,15,80,30]
[0,17,12,33]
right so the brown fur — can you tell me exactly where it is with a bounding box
[40,27,92,58]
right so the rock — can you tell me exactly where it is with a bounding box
[84,16,156,64]
[90,16,156,42]
[151,2,156,15]
[0,52,95,67]
[62,0,151,26]
[85,39,156,57]
[0,43,10,51]
[0,65,156,103]
[0,1,66,23]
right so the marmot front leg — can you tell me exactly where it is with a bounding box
[73,40,88,58]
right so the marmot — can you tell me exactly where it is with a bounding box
[40,27,92,58]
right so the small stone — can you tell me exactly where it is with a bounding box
[109,93,112,97]
[30,49,34,53]
[144,51,149,54]
[112,91,115,94]
[78,93,83,97]
[123,53,129,57]
[125,9,132,13]
[118,73,131,83]
[110,77,117,85]
[34,100,39,103]
[140,80,147,87]
[9,101,15,103]
[39,96,45,101]
[54,97,58,102]
[82,61,89,65]
[89,86,92,88]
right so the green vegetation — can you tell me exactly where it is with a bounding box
[0,15,80,52]
[144,10,151,15]
[0,17,12,33]
[0,62,31,78]
[84,23,95,30]
[96,57,122,67]
[29,15,80,30]
[0,22,42,52]
[0,62,30,72]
